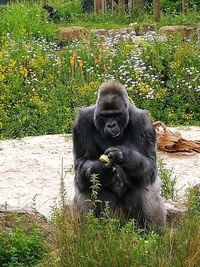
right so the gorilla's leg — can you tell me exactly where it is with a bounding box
[73,188,122,217]
[122,180,166,230]
[94,188,123,217]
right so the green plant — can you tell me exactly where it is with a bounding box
[157,157,177,200]
[187,186,200,216]
[39,167,200,267]
[0,214,47,267]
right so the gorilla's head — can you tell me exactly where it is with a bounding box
[94,81,129,139]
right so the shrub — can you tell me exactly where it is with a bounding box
[1,32,199,139]
[0,214,47,267]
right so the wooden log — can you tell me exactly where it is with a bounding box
[153,121,200,153]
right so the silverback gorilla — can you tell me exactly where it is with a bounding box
[73,80,166,230]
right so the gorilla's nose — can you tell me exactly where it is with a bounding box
[107,121,117,128]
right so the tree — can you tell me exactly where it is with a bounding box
[182,0,189,15]
[153,0,160,22]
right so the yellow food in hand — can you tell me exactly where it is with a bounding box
[99,154,110,164]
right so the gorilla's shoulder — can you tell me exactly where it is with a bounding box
[129,104,155,132]
[74,105,95,130]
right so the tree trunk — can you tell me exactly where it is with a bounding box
[132,0,140,9]
[153,0,160,22]
[182,0,189,15]
[94,0,104,13]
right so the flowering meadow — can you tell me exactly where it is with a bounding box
[0,1,199,140]
[0,29,199,138]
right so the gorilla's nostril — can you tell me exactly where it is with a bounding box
[107,122,116,128]
[107,124,113,128]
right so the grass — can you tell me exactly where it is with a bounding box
[0,158,199,267]
[0,213,48,267]
[38,213,200,267]
[37,165,200,267]
[0,1,199,41]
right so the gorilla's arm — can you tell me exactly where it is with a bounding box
[121,144,156,187]
[73,108,115,192]
[105,111,157,187]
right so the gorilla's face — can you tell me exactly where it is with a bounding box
[94,81,129,139]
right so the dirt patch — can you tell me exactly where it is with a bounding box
[0,127,199,217]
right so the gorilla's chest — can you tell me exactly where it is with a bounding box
[94,132,128,153]
[109,171,129,198]
[105,164,129,198]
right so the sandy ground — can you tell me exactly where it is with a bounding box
[0,126,200,217]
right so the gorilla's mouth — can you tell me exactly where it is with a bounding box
[112,132,120,138]
[104,125,121,138]
[104,130,121,138]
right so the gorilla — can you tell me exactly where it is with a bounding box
[73,80,166,230]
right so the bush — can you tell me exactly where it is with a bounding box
[1,32,199,139]
[41,203,200,267]
[0,214,47,267]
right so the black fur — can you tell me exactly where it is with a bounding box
[73,80,166,230]
[43,5,60,22]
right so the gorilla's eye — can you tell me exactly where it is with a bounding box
[100,111,122,118]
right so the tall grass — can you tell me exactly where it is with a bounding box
[37,163,200,267]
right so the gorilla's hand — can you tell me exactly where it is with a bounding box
[86,160,112,177]
[104,147,124,165]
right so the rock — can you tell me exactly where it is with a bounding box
[139,23,156,35]
[56,27,89,41]
[193,23,200,41]
[91,29,109,36]
[165,200,187,222]
[0,204,47,222]
[91,28,136,37]
[158,25,194,40]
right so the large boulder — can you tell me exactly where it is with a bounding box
[139,23,156,35]
[158,25,194,40]
[91,28,136,37]
[56,27,90,41]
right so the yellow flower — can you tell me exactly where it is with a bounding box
[20,67,28,78]
[8,59,16,69]
[55,57,62,66]
[20,28,27,35]
[0,51,4,59]
[125,44,135,50]
[182,113,194,120]
[155,88,167,100]
[49,74,55,81]
[30,95,45,108]
[170,61,180,69]
[168,111,174,118]
[0,73,5,81]
[138,82,151,94]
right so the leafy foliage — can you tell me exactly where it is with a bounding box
[0,32,199,138]
[157,157,177,201]
[0,214,47,267]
